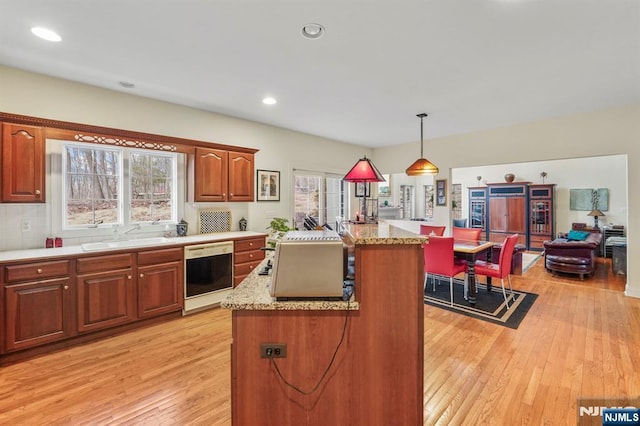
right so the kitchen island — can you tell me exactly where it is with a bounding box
[222,223,427,426]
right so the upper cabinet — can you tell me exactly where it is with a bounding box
[191,147,254,202]
[1,123,45,203]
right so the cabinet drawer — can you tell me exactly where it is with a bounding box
[234,237,265,253]
[77,253,132,274]
[5,260,71,283]
[138,247,183,266]
[235,250,265,264]
[234,260,261,277]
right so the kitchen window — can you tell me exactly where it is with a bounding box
[56,141,179,231]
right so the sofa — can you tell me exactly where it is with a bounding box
[543,230,603,279]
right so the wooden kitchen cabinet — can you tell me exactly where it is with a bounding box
[76,254,135,333]
[3,260,73,352]
[1,123,45,203]
[228,151,254,201]
[233,236,266,286]
[191,147,254,202]
[137,247,184,318]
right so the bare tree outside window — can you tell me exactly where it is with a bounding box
[130,152,173,222]
[65,145,120,226]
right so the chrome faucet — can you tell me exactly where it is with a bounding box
[112,224,141,240]
[122,224,141,235]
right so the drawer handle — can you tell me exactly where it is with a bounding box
[230,193,234,196]
[249,242,253,246]
[249,265,254,269]
[64,285,69,290]
[128,275,132,280]
[139,273,144,278]
[37,268,43,274]
[249,254,253,258]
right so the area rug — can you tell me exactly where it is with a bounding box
[522,251,543,273]
[424,277,538,329]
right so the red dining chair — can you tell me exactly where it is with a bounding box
[452,226,481,241]
[420,224,446,236]
[474,234,519,309]
[423,236,467,306]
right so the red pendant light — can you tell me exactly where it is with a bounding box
[406,113,439,176]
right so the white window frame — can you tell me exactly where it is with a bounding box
[48,139,184,239]
[292,169,346,230]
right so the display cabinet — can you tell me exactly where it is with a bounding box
[468,187,487,240]
[528,184,556,250]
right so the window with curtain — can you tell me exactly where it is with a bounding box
[293,170,345,230]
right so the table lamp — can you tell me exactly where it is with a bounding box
[343,156,385,222]
[587,209,605,229]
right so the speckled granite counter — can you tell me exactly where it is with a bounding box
[341,223,426,245]
[221,224,426,311]
[221,254,358,310]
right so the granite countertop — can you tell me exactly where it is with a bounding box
[0,231,267,262]
[341,223,427,245]
[222,223,426,311]
[221,254,359,311]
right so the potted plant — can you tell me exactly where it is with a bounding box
[266,217,292,247]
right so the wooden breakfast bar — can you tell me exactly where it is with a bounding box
[222,224,427,425]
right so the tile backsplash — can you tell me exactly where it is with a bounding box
[0,203,50,251]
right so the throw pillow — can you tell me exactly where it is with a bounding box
[567,230,589,241]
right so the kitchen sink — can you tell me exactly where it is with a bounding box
[81,237,171,252]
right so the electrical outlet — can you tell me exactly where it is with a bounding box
[260,343,287,358]
[22,219,32,232]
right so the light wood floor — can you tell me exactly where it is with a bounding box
[0,257,637,425]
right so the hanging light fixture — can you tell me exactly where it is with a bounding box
[343,156,385,222]
[406,113,439,176]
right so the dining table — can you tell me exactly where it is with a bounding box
[453,238,494,306]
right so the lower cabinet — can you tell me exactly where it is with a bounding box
[3,260,73,352]
[233,236,266,286]
[137,247,183,318]
[4,277,74,352]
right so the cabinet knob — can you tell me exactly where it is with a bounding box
[249,254,253,258]
[128,275,132,279]
[37,268,43,274]
[35,189,41,196]
[230,193,234,196]
[249,265,254,269]
[139,273,144,278]
[64,285,69,290]
[249,242,253,246]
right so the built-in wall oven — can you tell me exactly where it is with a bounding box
[184,241,234,314]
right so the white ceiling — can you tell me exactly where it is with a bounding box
[1,0,638,148]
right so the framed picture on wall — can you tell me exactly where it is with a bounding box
[436,179,447,206]
[257,169,280,201]
[355,182,370,198]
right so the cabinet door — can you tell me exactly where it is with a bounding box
[137,261,183,318]
[77,269,135,333]
[228,152,254,201]
[506,197,526,233]
[194,147,228,202]
[489,198,508,232]
[1,123,45,202]
[4,278,73,351]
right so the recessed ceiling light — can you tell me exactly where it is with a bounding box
[262,97,277,105]
[119,81,136,89]
[31,27,62,42]
[301,23,325,40]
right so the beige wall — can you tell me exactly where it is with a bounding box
[372,104,639,297]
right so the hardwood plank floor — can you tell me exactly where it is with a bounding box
[0,257,637,425]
